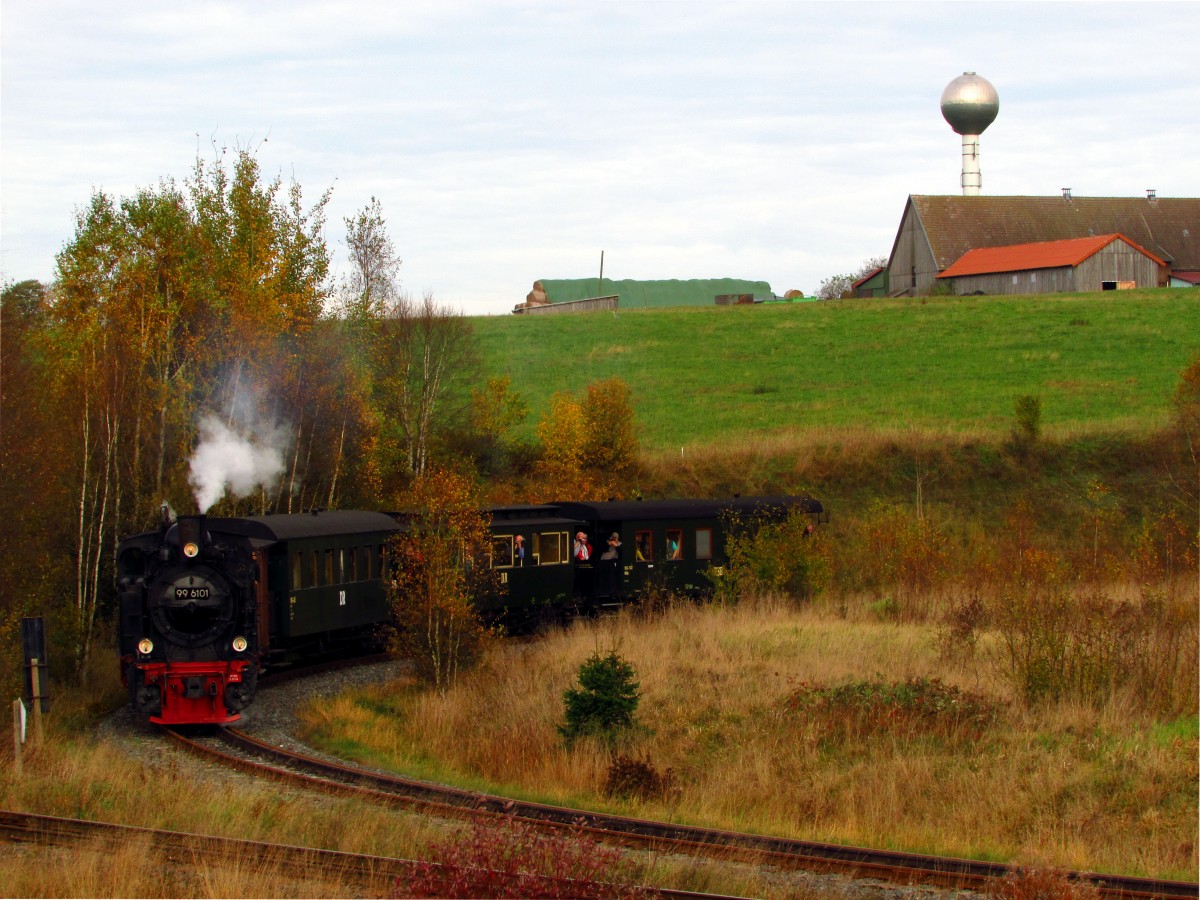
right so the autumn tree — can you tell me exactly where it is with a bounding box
[534,377,639,501]
[0,280,67,696]
[468,375,529,476]
[37,148,340,676]
[369,292,478,485]
[325,197,405,506]
[386,467,497,691]
[340,196,402,320]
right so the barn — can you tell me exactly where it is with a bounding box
[887,194,1200,296]
[517,278,775,313]
[935,234,1166,295]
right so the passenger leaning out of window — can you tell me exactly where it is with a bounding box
[573,532,592,562]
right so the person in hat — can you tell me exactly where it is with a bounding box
[514,534,526,567]
[573,532,592,562]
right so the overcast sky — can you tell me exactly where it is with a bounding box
[3,1,1198,314]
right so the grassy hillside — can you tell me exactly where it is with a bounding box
[473,289,1198,452]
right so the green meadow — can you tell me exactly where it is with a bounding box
[473,290,1198,450]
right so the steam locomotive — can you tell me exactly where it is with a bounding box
[117,495,823,725]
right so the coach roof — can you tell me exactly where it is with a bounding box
[209,510,400,543]
[553,495,822,523]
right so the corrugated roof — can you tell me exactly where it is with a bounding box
[936,233,1164,278]
[906,195,1200,271]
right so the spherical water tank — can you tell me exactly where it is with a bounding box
[940,72,999,135]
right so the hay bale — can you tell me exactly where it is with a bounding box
[526,281,549,306]
[784,289,804,299]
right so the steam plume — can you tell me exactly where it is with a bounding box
[189,414,288,513]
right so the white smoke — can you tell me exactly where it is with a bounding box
[189,414,288,513]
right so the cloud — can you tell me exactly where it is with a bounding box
[3,1,1198,309]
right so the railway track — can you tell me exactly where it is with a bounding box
[0,809,743,900]
[166,725,1198,899]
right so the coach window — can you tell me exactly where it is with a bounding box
[536,531,565,565]
[492,535,514,568]
[292,552,303,588]
[358,547,369,581]
[696,528,713,561]
[323,550,334,586]
[666,529,683,560]
[634,530,653,562]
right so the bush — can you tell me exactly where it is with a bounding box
[988,573,1199,713]
[719,507,830,602]
[559,650,641,746]
[603,755,675,803]
[985,867,1100,899]
[1010,394,1042,455]
[394,814,654,899]
[785,676,1003,747]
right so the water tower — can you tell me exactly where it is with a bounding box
[940,72,999,195]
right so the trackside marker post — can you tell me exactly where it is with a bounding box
[30,658,44,746]
[11,699,24,774]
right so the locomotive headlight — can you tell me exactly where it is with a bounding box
[183,541,200,559]
[137,638,154,655]
[231,636,248,653]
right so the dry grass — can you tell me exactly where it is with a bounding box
[0,729,449,898]
[0,710,798,898]
[299,593,1199,881]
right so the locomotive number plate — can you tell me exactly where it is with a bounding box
[175,587,210,600]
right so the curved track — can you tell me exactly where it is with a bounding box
[166,725,1198,899]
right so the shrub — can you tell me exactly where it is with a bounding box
[853,501,952,618]
[1010,394,1042,455]
[394,814,654,899]
[559,650,641,746]
[988,576,1199,713]
[985,867,1100,899]
[785,676,1003,747]
[719,506,831,602]
[603,755,675,803]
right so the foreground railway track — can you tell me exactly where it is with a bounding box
[0,809,733,899]
[166,725,1198,899]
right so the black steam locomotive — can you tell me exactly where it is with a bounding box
[117,495,822,725]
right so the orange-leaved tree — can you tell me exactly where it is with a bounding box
[385,466,497,692]
[533,377,639,502]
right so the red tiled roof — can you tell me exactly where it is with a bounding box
[937,233,1165,279]
[1172,270,1200,285]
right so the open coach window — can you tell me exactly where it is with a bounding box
[536,531,566,565]
[635,530,653,562]
[492,535,514,568]
[666,529,683,560]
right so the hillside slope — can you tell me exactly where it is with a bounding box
[473,290,1198,451]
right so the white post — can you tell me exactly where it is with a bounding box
[12,700,23,775]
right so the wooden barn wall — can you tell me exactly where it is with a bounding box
[1075,243,1164,289]
[949,267,1076,296]
[887,205,937,296]
[947,244,1163,295]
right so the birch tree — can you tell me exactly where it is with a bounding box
[370,292,478,484]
